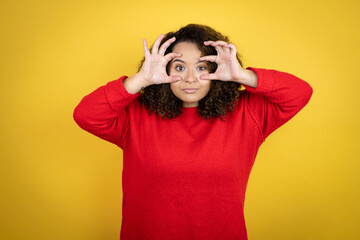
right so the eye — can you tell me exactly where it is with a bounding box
[175,65,185,71]
[197,65,207,71]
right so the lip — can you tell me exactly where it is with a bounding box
[182,88,199,93]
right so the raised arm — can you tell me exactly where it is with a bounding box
[73,34,184,147]
[73,76,139,148]
[199,40,313,142]
[243,67,313,141]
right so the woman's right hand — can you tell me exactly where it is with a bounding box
[123,34,182,94]
[138,34,182,84]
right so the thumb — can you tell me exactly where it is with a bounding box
[165,75,182,83]
[200,73,217,80]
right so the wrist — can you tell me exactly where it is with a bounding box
[123,72,152,94]
[134,72,153,89]
[235,69,258,88]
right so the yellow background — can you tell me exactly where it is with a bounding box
[1,0,359,239]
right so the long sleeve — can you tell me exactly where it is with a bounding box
[244,67,313,142]
[73,76,139,148]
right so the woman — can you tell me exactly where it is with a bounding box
[73,24,313,240]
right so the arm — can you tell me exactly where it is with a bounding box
[73,76,139,148]
[73,34,184,147]
[243,67,313,142]
[198,41,313,142]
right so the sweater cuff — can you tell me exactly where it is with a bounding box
[244,67,275,94]
[104,76,140,112]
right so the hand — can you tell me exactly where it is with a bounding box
[139,34,182,85]
[198,41,245,83]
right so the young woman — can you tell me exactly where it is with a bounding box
[73,24,313,240]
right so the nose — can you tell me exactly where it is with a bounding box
[184,69,197,83]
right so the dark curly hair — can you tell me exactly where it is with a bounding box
[138,24,245,121]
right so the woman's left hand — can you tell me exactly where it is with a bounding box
[199,41,245,83]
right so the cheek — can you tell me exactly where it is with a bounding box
[201,81,212,92]
[170,82,179,93]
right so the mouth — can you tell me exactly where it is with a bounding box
[182,88,199,94]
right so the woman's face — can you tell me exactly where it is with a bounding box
[169,42,211,108]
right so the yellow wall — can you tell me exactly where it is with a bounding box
[1,0,359,239]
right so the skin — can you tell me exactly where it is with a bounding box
[168,42,211,108]
[123,34,258,103]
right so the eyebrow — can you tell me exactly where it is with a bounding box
[172,59,204,64]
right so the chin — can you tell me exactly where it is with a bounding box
[176,94,205,106]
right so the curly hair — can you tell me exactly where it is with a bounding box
[138,24,245,121]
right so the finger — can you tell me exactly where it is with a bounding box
[215,45,224,55]
[224,45,231,53]
[166,75,182,82]
[199,55,217,62]
[151,34,164,54]
[204,40,232,48]
[210,40,230,47]
[200,73,217,80]
[143,39,150,57]
[204,40,215,45]
[164,52,182,62]
[159,37,176,56]
[228,43,237,56]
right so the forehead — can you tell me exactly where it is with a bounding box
[172,42,202,59]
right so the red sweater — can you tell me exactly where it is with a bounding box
[73,67,313,240]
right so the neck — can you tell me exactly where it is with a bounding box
[183,102,198,108]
